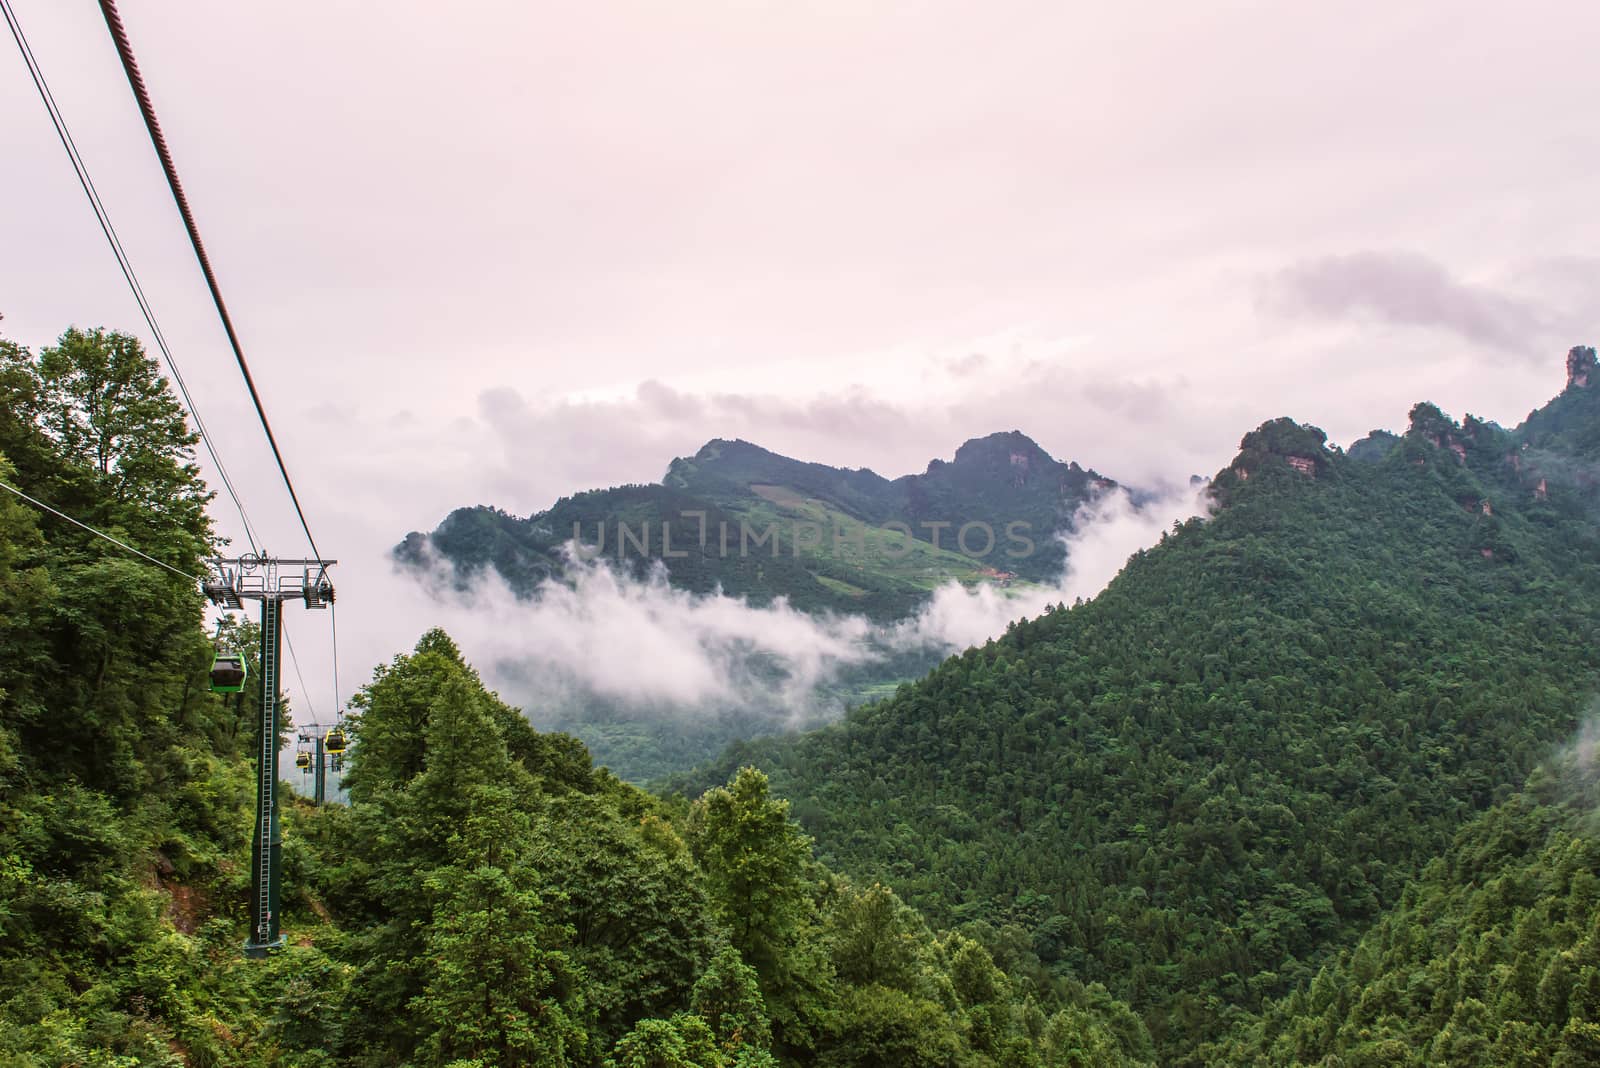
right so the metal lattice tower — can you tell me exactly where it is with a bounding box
[298,730,327,805]
[313,731,326,806]
[205,554,335,958]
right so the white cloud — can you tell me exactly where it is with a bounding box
[890,484,1210,653]
[4,0,1595,727]
[1262,251,1555,354]
[379,483,1208,736]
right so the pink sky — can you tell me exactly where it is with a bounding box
[3,0,1597,689]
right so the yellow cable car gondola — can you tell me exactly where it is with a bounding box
[325,725,347,754]
[295,751,312,772]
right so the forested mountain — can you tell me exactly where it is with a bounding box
[12,323,1600,1066]
[396,432,1113,621]
[679,346,1600,1063]
[394,432,1122,782]
[0,328,1148,1065]
[1210,754,1600,1065]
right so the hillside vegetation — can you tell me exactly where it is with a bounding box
[11,324,1600,1066]
[394,433,1117,780]
[1211,756,1600,1066]
[397,432,1109,621]
[680,347,1600,1061]
[0,327,1148,1066]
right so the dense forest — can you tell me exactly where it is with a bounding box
[679,348,1600,1062]
[1211,755,1600,1065]
[0,328,1148,1065]
[7,326,1600,1065]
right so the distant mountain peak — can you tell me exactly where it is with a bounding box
[1224,417,1332,484]
[691,437,766,461]
[945,430,1054,472]
[680,431,1089,488]
[953,429,1049,456]
[1565,345,1598,390]
[1406,401,1455,438]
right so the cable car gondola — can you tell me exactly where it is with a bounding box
[210,651,247,693]
[295,751,312,772]
[325,726,347,754]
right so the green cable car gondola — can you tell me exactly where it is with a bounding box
[325,726,347,754]
[210,651,247,693]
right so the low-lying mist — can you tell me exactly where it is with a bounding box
[401,484,1210,741]
[888,485,1208,652]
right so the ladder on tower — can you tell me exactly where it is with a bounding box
[254,597,278,947]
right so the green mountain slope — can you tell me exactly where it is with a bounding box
[1210,756,1600,1066]
[677,347,1600,1061]
[1,329,284,1063]
[396,431,1111,621]
[394,432,1118,782]
[1,327,1152,1066]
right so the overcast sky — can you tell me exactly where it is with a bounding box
[3,0,1597,707]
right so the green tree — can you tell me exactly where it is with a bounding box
[825,883,926,994]
[539,793,717,1044]
[690,768,813,980]
[0,326,276,1063]
[820,984,962,1068]
[410,806,589,1067]
[690,944,772,1055]
[946,934,1012,1058]
[690,767,831,1052]
[28,327,210,555]
[608,1014,715,1068]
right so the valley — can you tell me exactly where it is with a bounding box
[394,431,1140,780]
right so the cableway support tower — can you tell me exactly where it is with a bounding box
[205,554,335,958]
